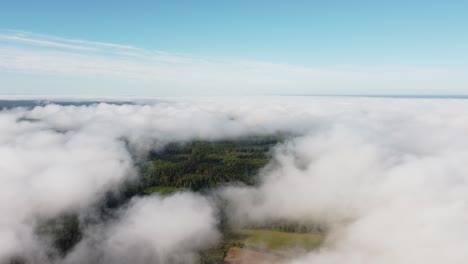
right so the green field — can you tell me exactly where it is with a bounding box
[199,229,324,263]
[239,229,324,252]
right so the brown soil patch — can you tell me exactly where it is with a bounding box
[224,247,285,264]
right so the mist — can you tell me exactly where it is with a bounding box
[62,193,220,264]
[1,97,468,263]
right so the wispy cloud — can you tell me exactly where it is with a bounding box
[0,30,466,95]
[0,30,139,51]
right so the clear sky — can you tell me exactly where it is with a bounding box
[0,0,467,96]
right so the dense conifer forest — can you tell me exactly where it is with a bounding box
[139,135,280,193]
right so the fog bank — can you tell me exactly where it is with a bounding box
[1,97,468,263]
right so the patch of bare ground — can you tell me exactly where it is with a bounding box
[224,247,286,264]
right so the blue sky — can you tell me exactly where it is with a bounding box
[0,1,467,96]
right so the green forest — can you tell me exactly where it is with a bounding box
[139,135,280,193]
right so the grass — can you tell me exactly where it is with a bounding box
[239,229,324,252]
[198,229,324,263]
[198,240,244,264]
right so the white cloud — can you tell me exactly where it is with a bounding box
[2,97,468,263]
[64,193,220,264]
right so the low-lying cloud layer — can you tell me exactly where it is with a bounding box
[1,97,468,263]
[64,193,220,264]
